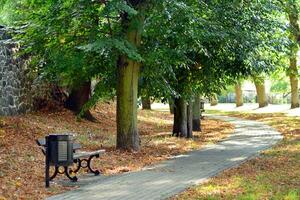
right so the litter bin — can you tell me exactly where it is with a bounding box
[45,134,73,187]
[46,134,73,166]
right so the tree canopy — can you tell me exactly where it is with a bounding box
[0,0,292,150]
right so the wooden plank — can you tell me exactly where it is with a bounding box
[74,150,105,159]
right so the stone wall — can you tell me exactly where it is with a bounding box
[0,25,31,116]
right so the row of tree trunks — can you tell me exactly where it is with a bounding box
[172,96,202,138]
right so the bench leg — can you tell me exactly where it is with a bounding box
[68,155,101,177]
[64,166,78,182]
[50,166,59,181]
[87,155,100,175]
[71,159,82,174]
[45,159,50,188]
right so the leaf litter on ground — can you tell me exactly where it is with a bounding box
[0,102,233,200]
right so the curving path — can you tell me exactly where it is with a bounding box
[48,115,283,200]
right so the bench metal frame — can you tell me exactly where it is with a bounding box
[36,139,104,187]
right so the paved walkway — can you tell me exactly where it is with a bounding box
[48,115,282,200]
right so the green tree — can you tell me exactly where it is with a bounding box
[4,0,288,150]
[142,0,285,137]
[286,1,300,108]
[116,1,147,150]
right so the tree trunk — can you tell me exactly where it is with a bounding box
[192,96,201,131]
[235,82,243,107]
[288,8,300,109]
[169,98,174,114]
[173,98,187,137]
[254,77,268,108]
[116,10,144,151]
[141,96,151,110]
[65,81,95,121]
[289,55,299,109]
[187,99,193,138]
[210,94,218,106]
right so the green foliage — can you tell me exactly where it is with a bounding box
[271,80,289,93]
[13,0,119,87]
[2,0,290,113]
[140,0,287,100]
[0,0,18,24]
[79,37,143,62]
[270,71,290,94]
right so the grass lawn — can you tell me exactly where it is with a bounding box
[0,103,233,200]
[173,111,300,200]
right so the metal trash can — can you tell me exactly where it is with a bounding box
[46,134,73,166]
[45,134,74,187]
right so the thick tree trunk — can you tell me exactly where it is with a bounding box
[235,82,243,107]
[192,96,201,131]
[116,11,144,151]
[210,94,218,106]
[187,99,193,138]
[117,56,140,151]
[141,96,151,110]
[173,98,187,137]
[65,81,94,121]
[254,77,268,108]
[288,10,300,109]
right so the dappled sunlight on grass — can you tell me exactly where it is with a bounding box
[173,176,244,199]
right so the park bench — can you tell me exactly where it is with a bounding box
[36,135,105,186]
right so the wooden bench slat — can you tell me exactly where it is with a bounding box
[73,150,105,159]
